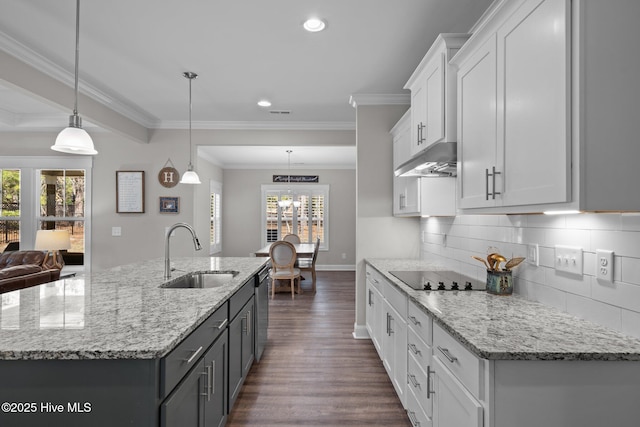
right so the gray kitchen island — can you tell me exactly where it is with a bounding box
[0,256,269,427]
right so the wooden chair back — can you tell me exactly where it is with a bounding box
[282,234,301,244]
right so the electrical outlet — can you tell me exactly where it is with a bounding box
[596,249,614,282]
[112,226,122,237]
[554,245,583,275]
[527,243,539,266]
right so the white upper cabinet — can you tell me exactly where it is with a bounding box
[405,34,469,157]
[453,0,640,213]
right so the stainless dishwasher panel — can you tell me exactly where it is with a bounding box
[254,264,269,362]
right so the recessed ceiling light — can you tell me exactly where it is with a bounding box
[303,17,326,32]
[257,100,272,107]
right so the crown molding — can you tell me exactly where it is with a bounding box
[348,93,410,108]
[0,31,158,128]
[156,120,355,131]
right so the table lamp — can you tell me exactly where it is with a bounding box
[34,229,71,269]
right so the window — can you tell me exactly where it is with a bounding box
[0,157,92,270]
[0,169,20,252]
[262,184,328,250]
[210,180,222,254]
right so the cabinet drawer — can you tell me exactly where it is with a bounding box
[408,301,432,345]
[405,384,433,427]
[230,279,254,320]
[433,323,483,399]
[408,326,431,372]
[365,266,384,291]
[161,302,229,398]
[407,353,433,418]
[383,279,407,318]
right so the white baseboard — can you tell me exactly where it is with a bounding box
[316,264,356,271]
[352,323,370,340]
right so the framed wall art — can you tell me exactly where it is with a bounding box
[159,196,180,214]
[116,171,145,213]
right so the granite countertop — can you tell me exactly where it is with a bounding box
[0,257,269,361]
[366,258,640,361]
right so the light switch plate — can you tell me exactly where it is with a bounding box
[112,226,122,237]
[527,243,539,266]
[555,245,583,275]
[596,249,614,282]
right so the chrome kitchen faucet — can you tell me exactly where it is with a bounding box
[164,222,202,279]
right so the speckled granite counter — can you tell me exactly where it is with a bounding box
[366,258,640,361]
[0,256,268,360]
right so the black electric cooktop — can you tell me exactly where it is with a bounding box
[389,270,485,291]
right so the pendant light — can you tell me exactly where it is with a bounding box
[51,0,97,155]
[179,71,201,184]
[278,150,300,208]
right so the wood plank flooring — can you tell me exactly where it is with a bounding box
[227,271,412,427]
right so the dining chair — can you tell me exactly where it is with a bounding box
[282,234,301,244]
[298,237,320,293]
[269,240,301,299]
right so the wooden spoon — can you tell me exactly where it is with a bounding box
[504,257,526,271]
[472,255,490,270]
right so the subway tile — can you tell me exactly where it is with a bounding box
[565,212,621,231]
[527,283,567,311]
[591,277,640,313]
[545,228,591,250]
[546,268,591,298]
[503,214,528,228]
[527,213,566,229]
[621,257,640,286]
[538,246,555,268]
[591,230,640,258]
[621,309,640,340]
[566,294,622,331]
[621,213,640,232]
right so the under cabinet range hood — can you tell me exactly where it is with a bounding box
[394,141,457,177]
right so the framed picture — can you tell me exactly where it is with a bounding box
[159,196,179,214]
[116,171,145,213]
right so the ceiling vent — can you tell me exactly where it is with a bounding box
[269,110,291,115]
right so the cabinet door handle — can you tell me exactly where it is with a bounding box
[408,343,421,356]
[368,289,373,306]
[408,315,421,326]
[485,168,490,200]
[437,346,458,363]
[427,366,435,398]
[491,166,501,199]
[200,364,213,401]
[399,193,406,209]
[408,373,420,389]
[210,360,216,396]
[419,122,426,143]
[245,309,252,335]
[407,410,421,427]
[388,314,394,335]
[213,319,228,330]
[185,346,203,364]
[385,313,390,335]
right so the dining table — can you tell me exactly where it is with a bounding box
[254,242,316,258]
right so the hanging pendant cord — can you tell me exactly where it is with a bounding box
[188,75,192,166]
[73,0,80,116]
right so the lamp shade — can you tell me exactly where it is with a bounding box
[34,230,71,251]
[52,126,98,155]
[180,169,201,184]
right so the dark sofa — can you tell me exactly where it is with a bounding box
[0,250,62,294]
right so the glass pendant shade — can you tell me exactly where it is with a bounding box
[180,167,201,184]
[52,116,97,155]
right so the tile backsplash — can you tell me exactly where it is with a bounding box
[421,213,640,339]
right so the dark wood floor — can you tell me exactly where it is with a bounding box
[227,271,412,427]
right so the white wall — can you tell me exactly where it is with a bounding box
[421,213,640,339]
[220,168,356,267]
[354,104,420,338]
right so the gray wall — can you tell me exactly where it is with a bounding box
[354,104,420,337]
[0,127,354,271]
[220,168,356,267]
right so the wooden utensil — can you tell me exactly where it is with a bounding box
[472,255,490,270]
[504,257,525,271]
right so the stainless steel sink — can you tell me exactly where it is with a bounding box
[160,271,239,289]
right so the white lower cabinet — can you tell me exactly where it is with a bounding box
[433,357,483,427]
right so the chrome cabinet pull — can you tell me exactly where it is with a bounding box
[388,313,394,335]
[491,166,501,199]
[407,410,421,427]
[246,309,252,335]
[368,289,373,306]
[210,360,215,396]
[213,319,228,330]
[419,122,426,143]
[408,343,421,356]
[185,346,203,364]
[399,193,406,209]
[427,366,435,398]
[485,168,490,200]
[437,346,458,363]
[408,315,421,326]
[200,369,209,398]
[408,373,420,389]
[385,313,390,335]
